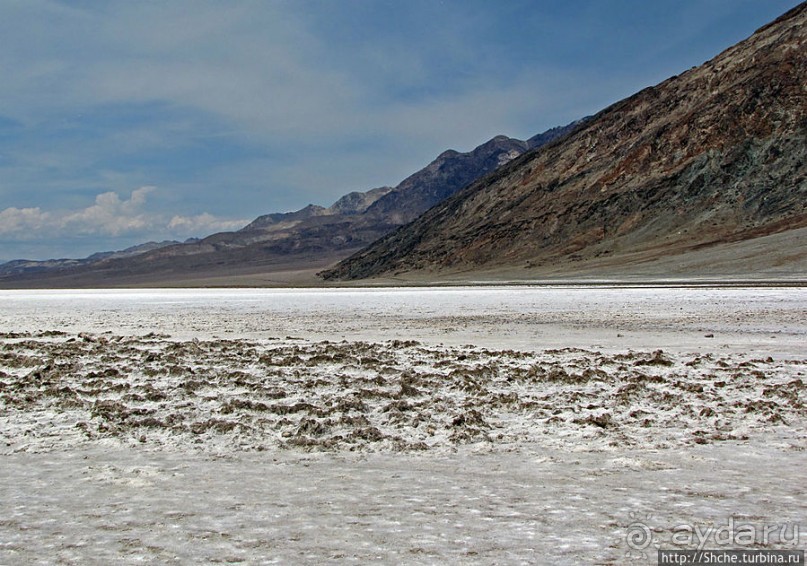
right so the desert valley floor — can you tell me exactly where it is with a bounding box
[1,285,805,564]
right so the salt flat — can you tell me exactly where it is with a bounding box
[1,285,804,354]
[1,286,805,565]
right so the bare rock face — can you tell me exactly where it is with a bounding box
[323,4,807,280]
[361,136,531,225]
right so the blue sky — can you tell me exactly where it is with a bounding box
[0,0,801,261]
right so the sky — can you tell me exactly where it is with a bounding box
[0,0,801,261]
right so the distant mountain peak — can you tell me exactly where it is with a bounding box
[435,149,460,160]
[327,187,394,216]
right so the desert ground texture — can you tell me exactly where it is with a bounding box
[1,286,805,564]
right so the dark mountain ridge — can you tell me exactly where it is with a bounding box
[322,3,807,281]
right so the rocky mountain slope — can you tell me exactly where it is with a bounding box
[0,124,578,287]
[323,3,807,281]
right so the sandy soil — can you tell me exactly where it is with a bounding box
[1,286,805,564]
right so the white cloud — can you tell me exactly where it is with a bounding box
[61,186,155,236]
[0,206,49,236]
[0,186,247,244]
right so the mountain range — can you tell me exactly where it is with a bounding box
[2,3,804,287]
[0,122,580,287]
[323,2,806,282]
